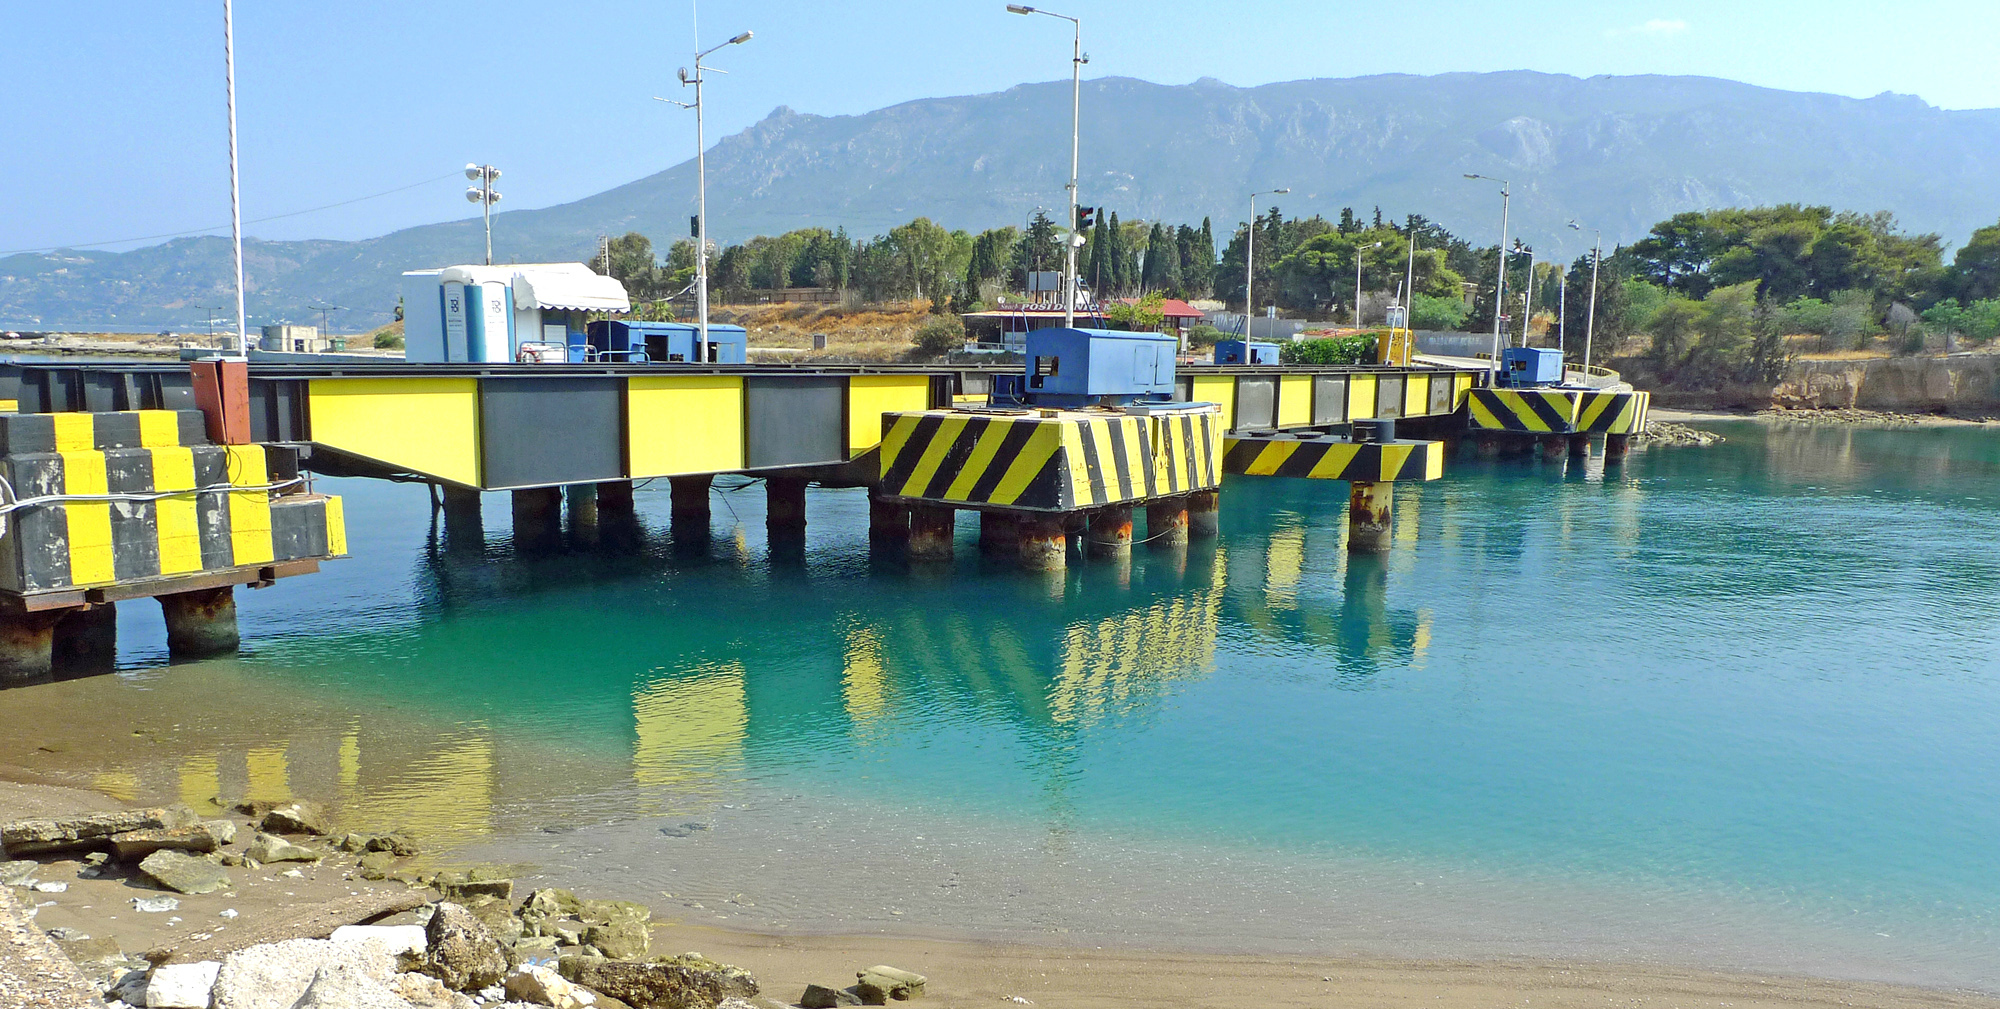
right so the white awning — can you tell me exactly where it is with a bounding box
[434,263,630,314]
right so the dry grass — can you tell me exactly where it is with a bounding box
[714,300,930,363]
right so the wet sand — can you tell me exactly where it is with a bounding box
[3,773,1998,1009]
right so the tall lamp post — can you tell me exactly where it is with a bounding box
[308,302,344,342]
[464,164,502,266]
[1355,241,1382,328]
[1464,174,1511,376]
[1006,5,1084,328]
[221,0,247,356]
[1513,240,1534,348]
[660,28,752,364]
[1245,188,1289,335]
[1569,220,1603,375]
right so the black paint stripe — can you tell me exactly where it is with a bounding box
[1185,414,1203,486]
[1522,392,1573,431]
[1274,441,1324,480]
[880,414,945,494]
[1160,417,1180,495]
[966,419,1038,503]
[1077,422,1106,503]
[1105,421,1134,501]
[1222,435,1264,474]
[917,416,991,501]
[1477,391,1532,431]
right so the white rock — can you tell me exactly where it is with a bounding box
[330,924,426,957]
[501,964,593,1009]
[134,897,181,913]
[145,961,223,1009]
[385,973,476,1009]
[33,880,68,892]
[211,937,395,1009]
[288,961,412,1009]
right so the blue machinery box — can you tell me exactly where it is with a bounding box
[1213,340,1280,365]
[1015,328,1178,408]
[584,321,749,364]
[1498,346,1565,387]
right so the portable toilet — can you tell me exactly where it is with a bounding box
[1020,328,1177,408]
[400,264,630,363]
[1213,339,1280,365]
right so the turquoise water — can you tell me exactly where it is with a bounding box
[92,421,2000,987]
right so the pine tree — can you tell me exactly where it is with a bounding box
[1339,207,1357,235]
[1105,211,1127,296]
[1189,218,1216,297]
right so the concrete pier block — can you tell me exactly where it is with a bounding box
[52,604,117,679]
[441,486,483,554]
[0,612,61,687]
[1145,498,1190,549]
[1604,432,1632,463]
[1187,490,1220,540]
[159,586,239,659]
[598,479,636,516]
[1087,505,1134,559]
[869,491,909,542]
[766,477,808,532]
[908,506,956,562]
[512,487,564,554]
[1348,480,1393,553]
[976,511,1017,558]
[668,475,711,532]
[1016,516,1068,572]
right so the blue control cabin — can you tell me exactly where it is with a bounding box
[585,321,748,364]
[1213,339,1281,366]
[993,327,1179,408]
[1495,346,1566,387]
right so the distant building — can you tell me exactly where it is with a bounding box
[260,324,330,353]
[1109,297,1207,343]
[959,304,1107,352]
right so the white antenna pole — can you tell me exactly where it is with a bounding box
[223,0,247,356]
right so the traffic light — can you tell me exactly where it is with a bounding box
[1075,206,1096,231]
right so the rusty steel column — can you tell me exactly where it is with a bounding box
[1604,432,1631,463]
[0,612,62,688]
[159,586,240,658]
[907,506,956,562]
[1146,497,1190,550]
[565,484,599,548]
[1569,433,1591,457]
[511,487,564,555]
[1087,505,1133,559]
[441,486,483,555]
[1186,489,1220,540]
[1476,435,1503,459]
[1348,480,1393,553]
[977,511,1017,558]
[668,475,712,534]
[1016,515,1068,572]
[1539,434,1568,461]
[766,477,809,561]
[52,604,117,680]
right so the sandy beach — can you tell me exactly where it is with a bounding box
[3,773,1997,1009]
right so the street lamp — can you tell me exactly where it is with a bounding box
[1006,5,1084,328]
[1245,188,1289,334]
[1465,174,1511,377]
[659,27,752,364]
[308,302,344,341]
[1512,239,1534,348]
[1356,241,1383,328]
[1569,220,1603,374]
[464,164,502,266]
[221,0,247,356]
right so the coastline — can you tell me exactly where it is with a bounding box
[5,775,1999,1008]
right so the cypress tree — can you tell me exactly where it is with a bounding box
[1154,223,1182,295]
[1105,211,1127,296]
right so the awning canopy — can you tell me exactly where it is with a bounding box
[436,263,630,313]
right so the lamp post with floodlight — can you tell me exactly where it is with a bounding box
[1006,5,1084,327]
[465,164,502,266]
[1245,188,1289,335]
[1356,241,1382,328]
[1570,220,1603,375]
[1464,174,1511,376]
[660,28,753,363]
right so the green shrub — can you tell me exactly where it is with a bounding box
[911,314,966,357]
[1279,333,1374,366]
[372,329,404,350]
[1408,293,1470,331]
[1187,324,1226,349]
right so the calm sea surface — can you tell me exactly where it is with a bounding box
[28,420,2000,989]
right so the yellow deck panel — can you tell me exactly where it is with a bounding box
[848,375,931,457]
[1347,374,1379,421]
[309,377,482,487]
[629,375,745,477]
[1191,375,1235,432]
[1404,374,1430,417]
[1278,376,1313,427]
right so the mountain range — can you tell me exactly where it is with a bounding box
[8,70,2000,331]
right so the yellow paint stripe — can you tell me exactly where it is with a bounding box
[942,418,1019,500]
[1089,420,1123,501]
[897,416,969,498]
[1064,424,1096,507]
[1380,444,1412,479]
[325,495,348,556]
[226,444,274,566]
[152,446,202,575]
[1454,373,1474,409]
[1574,393,1611,430]
[1424,442,1445,480]
[52,414,94,452]
[1468,394,1508,430]
[989,425,1062,506]
[1306,443,1359,479]
[59,450,115,585]
[1245,440,1299,477]
[876,413,926,475]
[136,410,182,448]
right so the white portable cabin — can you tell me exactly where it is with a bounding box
[400,263,631,363]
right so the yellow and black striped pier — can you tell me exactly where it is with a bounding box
[1465,387,1652,461]
[0,409,347,687]
[1221,421,1445,553]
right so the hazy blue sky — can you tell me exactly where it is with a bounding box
[4,0,1997,254]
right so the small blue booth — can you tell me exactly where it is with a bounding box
[1496,346,1565,387]
[585,320,749,364]
[999,327,1178,408]
[1213,339,1280,366]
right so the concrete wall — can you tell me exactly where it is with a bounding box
[1772,356,2000,412]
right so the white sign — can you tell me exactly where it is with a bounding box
[442,281,467,362]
